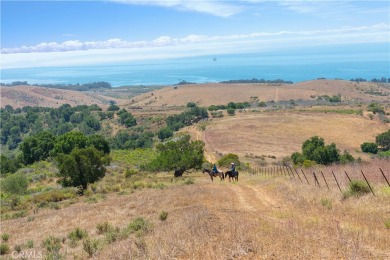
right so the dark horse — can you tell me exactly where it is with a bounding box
[225,170,239,182]
[203,169,225,182]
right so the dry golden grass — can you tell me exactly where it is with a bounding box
[130,80,390,107]
[0,86,122,108]
[1,171,389,259]
[202,111,389,161]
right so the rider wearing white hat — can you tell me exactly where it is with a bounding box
[230,162,236,175]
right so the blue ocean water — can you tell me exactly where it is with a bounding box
[1,43,389,87]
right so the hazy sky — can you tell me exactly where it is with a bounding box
[1,0,389,68]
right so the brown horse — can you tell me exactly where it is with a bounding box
[203,169,225,182]
[225,170,239,182]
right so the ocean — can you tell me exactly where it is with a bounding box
[1,43,389,87]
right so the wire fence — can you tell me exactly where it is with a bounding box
[250,164,390,196]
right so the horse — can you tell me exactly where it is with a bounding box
[225,170,239,182]
[203,169,225,182]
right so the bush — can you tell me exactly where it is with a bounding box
[376,130,390,151]
[0,243,10,255]
[124,168,138,178]
[187,102,196,107]
[96,222,114,234]
[32,189,77,203]
[83,238,99,258]
[343,180,371,198]
[159,211,168,221]
[217,153,240,168]
[361,142,378,154]
[339,151,355,164]
[385,219,390,229]
[1,173,28,195]
[26,240,34,249]
[68,228,88,242]
[42,236,62,255]
[127,217,152,236]
[320,198,332,210]
[302,160,316,168]
[227,107,235,116]
[1,234,9,242]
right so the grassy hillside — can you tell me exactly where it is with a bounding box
[1,151,389,259]
[129,80,390,107]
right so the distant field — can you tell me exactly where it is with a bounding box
[202,111,389,161]
[130,79,390,107]
[2,80,389,109]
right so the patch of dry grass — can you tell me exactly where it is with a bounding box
[203,111,388,160]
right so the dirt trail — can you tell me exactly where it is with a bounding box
[184,125,217,163]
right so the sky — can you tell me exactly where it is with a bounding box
[1,0,389,69]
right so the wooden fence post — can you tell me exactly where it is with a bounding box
[294,168,303,182]
[321,171,329,190]
[379,168,390,187]
[332,171,343,194]
[313,172,320,187]
[344,171,352,183]
[360,170,375,196]
[301,169,310,184]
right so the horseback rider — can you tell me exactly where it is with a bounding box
[230,162,236,175]
[212,163,218,175]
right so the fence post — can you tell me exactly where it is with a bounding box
[287,166,295,179]
[379,168,390,187]
[301,169,310,184]
[344,171,352,183]
[361,170,375,196]
[332,171,343,194]
[313,172,320,187]
[321,171,329,190]
[283,166,291,178]
[294,168,303,182]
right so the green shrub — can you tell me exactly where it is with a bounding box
[68,228,88,246]
[302,160,316,168]
[96,222,114,234]
[1,233,9,242]
[26,240,34,249]
[1,173,28,195]
[32,189,76,204]
[83,238,99,257]
[124,168,138,178]
[159,211,168,221]
[127,217,152,236]
[0,243,10,255]
[320,198,332,210]
[343,180,371,198]
[360,142,378,154]
[217,153,240,168]
[42,236,62,254]
[227,107,235,116]
[385,219,390,229]
[339,150,355,164]
[105,227,121,244]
